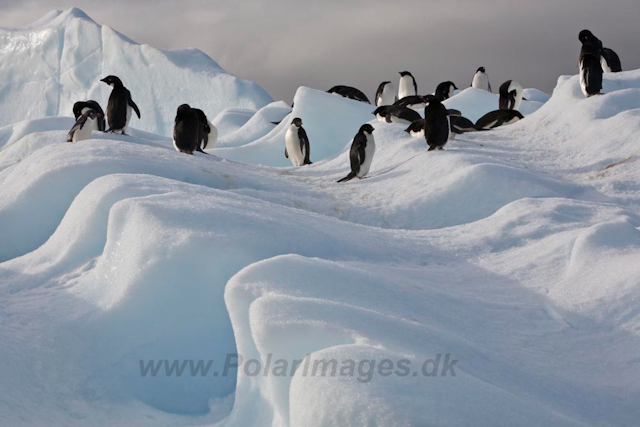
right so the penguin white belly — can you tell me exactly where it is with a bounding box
[357,135,376,177]
[472,74,490,91]
[380,84,396,105]
[410,130,424,138]
[124,105,132,132]
[601,56,612,73]
[398,77,416,99]
[72,119,94,142]
[579,59,588,97]
[207,121,218,149]
[285,128,304,167]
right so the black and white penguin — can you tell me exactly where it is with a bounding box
[405,113,474,138]
[193,109,217,153]
[423,95,450,151]
[173,104,200,155]
[372,104,421,124]
[337,124,376,182]
[499,80,524,110]
[327,86,370,104]
[601,47,622,73]
[404,119,425,138]
[475,110,524,130]
[101,75,141,134]
[67,110,104,142]
[398,71,418,99]
[578,30,604,97]
[471,67,492,92]
[285,117,312,166]
[394,95,427,109]
[375,81,396,106]
[435,81,458,102]
[72,100,106,132]
[447,109,462,117]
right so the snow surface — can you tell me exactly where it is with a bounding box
[1,8,640,427]
[0,8,273,136]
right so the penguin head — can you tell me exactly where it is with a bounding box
[476,67,486,74]
[435,81,457,101]
[423,95,441,110]
[399,71,412,77]
[291,117,303,128]
[579,29,595,43]
[372,106,389,116]
[360,124,375,135]
[86,110,103,120]
[100,75,123,88]
[176,104,193,119]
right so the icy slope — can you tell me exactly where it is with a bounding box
[1,70,640,426]
[0,8,272,136]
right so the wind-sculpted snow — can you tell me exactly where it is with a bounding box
[1,24,640,426]
[0,8,273,136]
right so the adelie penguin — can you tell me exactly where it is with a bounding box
[173,104,200,155]
[72,100,106,132]
[405,114,474,139]
[327,86,370,104]
[337,124,376,182]
[398,71,418,99]
[67,110,104,142]
[375,81,396,106]
[372,104,421,124]
[285,118,312,166]
[601,47,622,73]
[499,80,524,110]
[578,30,604,97]
[423,95,450,151]
[435,81,458,102]
[471,67,492,92]
[475,110,524,130]
[101,75,141,134]
[193,108,217,153]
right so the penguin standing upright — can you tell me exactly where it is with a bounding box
[72,100,106,132]
[193,109,217,153]
[398,71,418,99]
[173,104,200,155]
[67,110,104,142]
[578,30,604,97]
[285,118,312,166]
[423,95,450,151]
[100,75,141,134]
[499,80,524,110]
[337,124,376,182]
[435,81,458,102]
[375,81,397,106]
[471,67,492,92]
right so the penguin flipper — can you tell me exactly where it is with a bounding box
[67,114,88,142]
[129,99,141,119]
[196,147,211,155]
[299,127,312,165]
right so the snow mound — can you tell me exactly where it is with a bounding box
[216,101,292,148]
[0,8,273,136]
[443,87,543,122]
[213,87,375,166]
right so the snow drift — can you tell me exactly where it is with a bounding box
[0,8,273,136]
[1,9,640,427]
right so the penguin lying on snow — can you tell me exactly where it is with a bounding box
[101,75,141,135]
[394,95,427,109]
[405,114,474,138]
[578,30,604,97]
[398,71,418,99]
[423,95,450,151]
[499,80,524,110]
[173,104,200,155]
[73,100,106,132]
[337,124,376,182]
[375,81,396,106]
[475,110,524,130]
[193,109,217,153]
[372,105,421,124]
[327,86,370,104]
[67,110,104,142]
[471,67,492,92]
[285,118,312,166]
[435,81,458,102]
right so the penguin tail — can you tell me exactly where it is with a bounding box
[196,147,211,155]
[337,172,356,183]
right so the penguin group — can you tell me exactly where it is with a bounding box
[66,28,622,184]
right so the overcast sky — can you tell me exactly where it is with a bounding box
[2,0,639,103]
